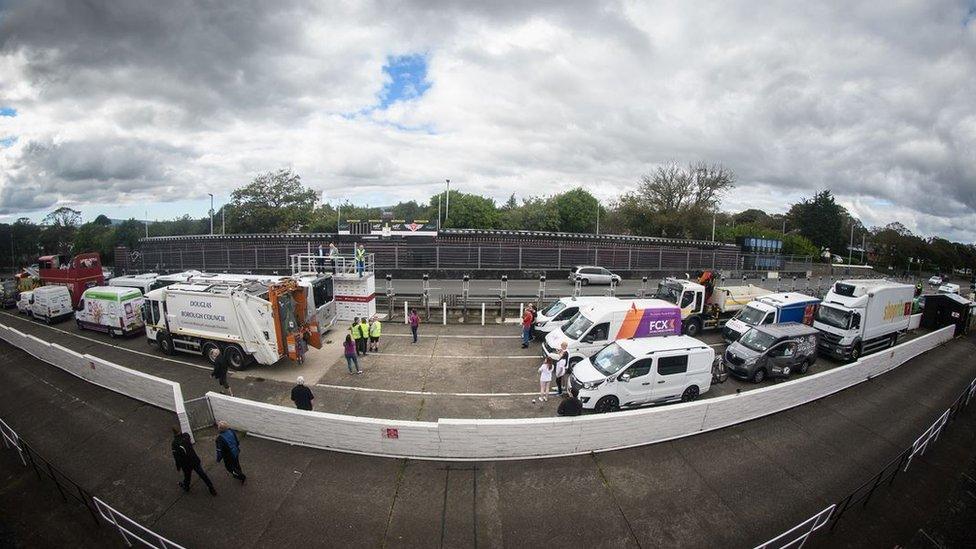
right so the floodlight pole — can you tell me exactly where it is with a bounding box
[208,193,214,235]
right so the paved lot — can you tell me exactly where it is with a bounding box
[1,332,974,547]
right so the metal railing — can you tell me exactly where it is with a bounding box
[290,252,375,276]
[754,504,835,549]
[93,497,187,549]
[0,416,25,466]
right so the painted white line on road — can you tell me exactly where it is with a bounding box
[383,333,520,339]
[314,383,538,397]
[379,352,541,360]
[0,311,213,372]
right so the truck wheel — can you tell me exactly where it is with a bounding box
[850,342,861,361]
[223,345,247,371]
[799,359,811,375]
[684,318,702,337]
[201,342,220,365]
[752,368,766,384]
[157,333,176,356]
[681,385,700,402]
[595,396,619,413]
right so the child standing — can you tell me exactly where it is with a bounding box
[533,357,553,403]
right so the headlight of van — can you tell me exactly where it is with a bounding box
[582,380,604,390]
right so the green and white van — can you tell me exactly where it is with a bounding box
[75,286,146,337]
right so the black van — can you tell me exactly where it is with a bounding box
[722,322,819,383]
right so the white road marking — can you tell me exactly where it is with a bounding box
[379,352,541,360]
[383,333,520,339]
[0,311,212,372]
[314,383,539,397]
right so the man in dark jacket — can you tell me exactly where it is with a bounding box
[557,388,583,416]
[291,376,314,410]
[171,426,217,495]
[209,348,232,396]
[215,421,246,483]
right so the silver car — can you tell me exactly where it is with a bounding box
[569,265,621,286]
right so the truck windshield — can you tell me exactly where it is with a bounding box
[815,304,851,329]
[655,283,681,305]
[592,343,636,376]
[736,305,767,325]
[541,301,567,317]
[739,329,777,353]
[561,313,594,340]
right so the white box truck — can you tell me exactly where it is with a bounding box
[655,272,771,336]
[75,286,146,337]
[813,279,915,361]
[542,299,682,365]
[142,279,322,370]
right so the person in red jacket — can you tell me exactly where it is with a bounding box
[521,305,534,348]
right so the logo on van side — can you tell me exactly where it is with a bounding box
[883,302,909,321]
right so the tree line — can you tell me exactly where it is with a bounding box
[2,164,973,276]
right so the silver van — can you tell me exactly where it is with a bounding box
[722,322,819,383]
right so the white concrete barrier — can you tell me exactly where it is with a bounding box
[210,326,956,461]
[0,322,191,436]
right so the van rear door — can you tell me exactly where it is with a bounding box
[650,354,689,402]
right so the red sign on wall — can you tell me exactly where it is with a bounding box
[382,428,399,439]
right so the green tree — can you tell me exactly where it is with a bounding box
[93,214,113,226]
[435,191,497,229]
[786,190,850,255]
[228,169,317,233]
[500,196,561,231]
[553,188,600,233]
[113,219,146,251]
[72,222,115,260]
[40,207,82,254]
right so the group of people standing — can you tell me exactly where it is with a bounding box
[317,242,368,277]
[171,421,246,496]
[343,315,383,374]
[523,306,583,415]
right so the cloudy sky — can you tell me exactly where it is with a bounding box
[1,0,975,241]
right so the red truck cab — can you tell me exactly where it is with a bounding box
[38,253,104,309]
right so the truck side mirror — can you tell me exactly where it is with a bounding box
[851,314,861,329]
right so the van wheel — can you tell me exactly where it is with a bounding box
[684,318,702,337]
[201,342,220,365]
[752,368,766,384]
[799,359,811,375]
[681,385,700,402]
[157,333,176,356]
[223,345,247,371]
[595,396,619,413]
[76,320,84,331]
[781,365,792,377]
[108,328,117,338]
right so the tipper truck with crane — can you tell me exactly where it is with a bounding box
[142,278,322,370]
[654,271,772,336]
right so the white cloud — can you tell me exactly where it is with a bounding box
[1,0,974,241]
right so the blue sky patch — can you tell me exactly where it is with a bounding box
[0,107,16,117]
[0,136,17,148]
[378,54,431,109]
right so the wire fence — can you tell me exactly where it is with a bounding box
[757,374,976,548]
[0,416,184,548]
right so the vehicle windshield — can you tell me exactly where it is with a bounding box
[655,283,681,305]
[592,343,636,376]
[561,312,594,340]
[815,304,851,330]
[735,305,768,325]
[739,329,778,353]
[541,301,567,317]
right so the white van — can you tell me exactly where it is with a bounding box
[76,286,146,337]
[16,290,33,314]
[533,296,618,339]
[570,336,715,412]
[109,273,160,295]
[30,286,73,324]
[543,298,682,363]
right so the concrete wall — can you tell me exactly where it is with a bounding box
[210,325,955,461]
[0,322,192,436]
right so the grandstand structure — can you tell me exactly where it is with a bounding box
[126,228,812,277]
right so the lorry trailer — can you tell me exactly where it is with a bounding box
[813,279,914,361]
[142,279,322,369]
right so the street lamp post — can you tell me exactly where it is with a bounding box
[444,179,451,225]
[208,193,214,235]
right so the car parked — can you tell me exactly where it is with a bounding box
[928,275,944,286]
[722,322,819,383]
[568,265,621,286]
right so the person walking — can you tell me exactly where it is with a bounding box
[368,316,382,352]
[554,350,567,396]
[557,388,583,416]
[521,305,534,348]
[343,334,362,374]
[209,347,233,396]
[295,333,308,365]
[328,242,339,274]
[316,243,325,270]
[290,376,314,410]
[172,426,216,495]
[355,243,367,277]
[358,317,370,356]
[215,421,246,483]
[533,357,554,403]
[408,309,420,343]
[350,318,365,356]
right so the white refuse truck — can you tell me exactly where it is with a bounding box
[542,298,682,365]
[813,279,915,361]
[142,279,322,370]
[655,272,772,336]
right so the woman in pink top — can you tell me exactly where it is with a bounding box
[408,309,420,343]
[343,334,362,374]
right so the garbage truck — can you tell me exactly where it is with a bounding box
[722,292,821,343]
[813,279,914,361]
[142,279,322,370]
[655,271,771,336]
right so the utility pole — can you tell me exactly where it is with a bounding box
[437,195,442,230]
[782,219,786,234]
[145,209,149,238]
[848,224,854,265]
[336,203,341,234]
[208,193,214,235]
[445,179,451,224]
[860,235,865,264]
[596,207,600,235]
[221,207,225,235]
[711,214,716,241]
